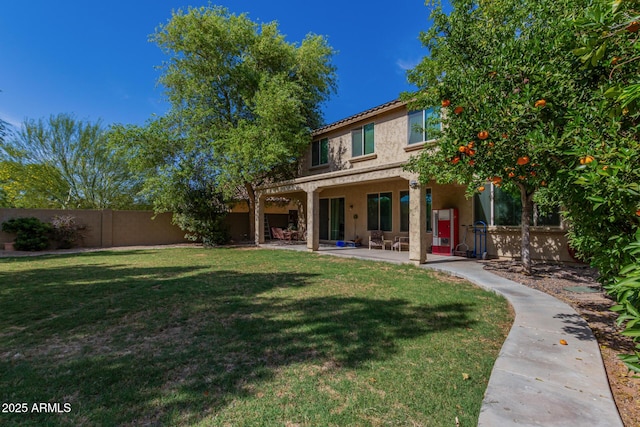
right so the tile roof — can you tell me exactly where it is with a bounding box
[313,99,406,135]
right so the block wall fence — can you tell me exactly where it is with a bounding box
[0,208,271,248]
[0,208,188,248]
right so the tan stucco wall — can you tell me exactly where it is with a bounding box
[0,208,301,247]
[228,200,298,214]
[485,227,572,262]
[1,208,105,247]
[0,208,189,248]
[318,179,407,242]
[111,211,189,246]
[315,180,471,246]
[259,98,573,263]
[302,103,421,177]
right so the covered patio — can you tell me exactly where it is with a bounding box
[258,240,475,266]
[254,162,432,264]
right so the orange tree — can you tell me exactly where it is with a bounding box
[559,0,640,372]
[403,0,592,274]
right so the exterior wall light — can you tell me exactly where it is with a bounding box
[409,180,419,189]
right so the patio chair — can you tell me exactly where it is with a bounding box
[369,230,385,250]
[392,236,409,252]
[271,227,293,243]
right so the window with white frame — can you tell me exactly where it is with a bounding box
[352,123,375,157]
[311,138,328,166]
[408,108,441,144]
[474,184,561,226]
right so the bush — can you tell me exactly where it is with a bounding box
[606,230,640,374]
[174,212,230,247]
[168,182,231,247]
[50,215,86,249]
[1,217,52,251]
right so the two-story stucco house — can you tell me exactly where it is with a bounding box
[254,99,572,263]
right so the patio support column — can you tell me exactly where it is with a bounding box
[254,191,265,245]
[306,187,319,252]
[409,182,427,264]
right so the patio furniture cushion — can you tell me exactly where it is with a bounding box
[392,236,409,252]
[271,227,293,242]
[369,230,384,250]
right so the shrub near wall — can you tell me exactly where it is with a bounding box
[0,209,190,248]
[0,209,103,247]
[1,217,52,250]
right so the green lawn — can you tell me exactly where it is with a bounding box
[0,248,512,426]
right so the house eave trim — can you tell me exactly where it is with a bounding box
[257,161,410,191]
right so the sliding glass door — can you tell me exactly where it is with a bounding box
[319,197,345,240]
[330,198,345,240]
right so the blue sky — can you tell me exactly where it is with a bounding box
[0,1,441,131]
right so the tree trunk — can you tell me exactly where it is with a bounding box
[245,182,256,242]
[519,186,534,275]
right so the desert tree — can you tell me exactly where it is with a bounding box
[115,6,337,237]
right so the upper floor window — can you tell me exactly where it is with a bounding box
[408,109,441,144]
[352,123,375,157]
[311,138,329,166]
[474,184,561,226]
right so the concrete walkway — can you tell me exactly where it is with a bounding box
[263,243,623,426]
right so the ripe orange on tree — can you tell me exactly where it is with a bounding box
[580,155,594,165]
[517,156,530,165]
[534,99,546,108]
[478,130,489,140]
[477,186,485,192]
[627,21,639,33]
[454,106,464,115]
[452,156,460,165]
[442,99,451,107]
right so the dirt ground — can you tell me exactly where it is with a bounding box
[483,260,640,427]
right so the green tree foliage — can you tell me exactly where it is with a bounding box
[607,231,640,373]
[0,89,10,145]
[0,118,8,144]
[0,160,69,209]
[403,0,590,273]
[556,0,640,282]
[169,178,231,247]
[0,113,144,209]
[406,0,640,368]
[136,5,336,237]
[109,115,232,245]
[0,111,12,207]
[1,217,52,251]
[561,0,640,372]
